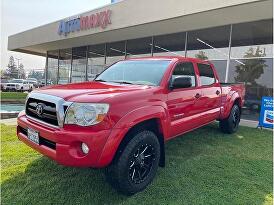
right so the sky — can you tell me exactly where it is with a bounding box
[1,0,110,71]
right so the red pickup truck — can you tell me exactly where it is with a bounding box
[17,57,245,195]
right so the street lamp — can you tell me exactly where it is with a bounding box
[15,58,21,78]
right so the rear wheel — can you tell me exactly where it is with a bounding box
[220,104,240,134]
[105,130,160,195]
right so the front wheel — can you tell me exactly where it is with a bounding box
[105,130,160,195]
[220,104,241,134]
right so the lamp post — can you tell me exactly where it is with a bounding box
[15,58,21,78]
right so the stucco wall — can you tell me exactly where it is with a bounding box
[8,0,272,55]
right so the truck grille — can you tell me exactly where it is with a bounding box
[26,97,58,126]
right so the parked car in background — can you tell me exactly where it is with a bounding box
[26,78,39,88]
[0,79,9,90]
[17,57,245,195]
[5,79,33,92]
[38,80,45,87]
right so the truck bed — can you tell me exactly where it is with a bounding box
[220,82,244,86]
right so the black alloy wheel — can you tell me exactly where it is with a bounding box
[128,143,156,184]
[105,130,160,195]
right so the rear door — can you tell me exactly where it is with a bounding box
[167,61,202,138]
[196,63,221,123]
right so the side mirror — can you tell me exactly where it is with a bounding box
[170,76,192,89]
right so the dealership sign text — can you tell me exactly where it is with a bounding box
[58,10,112,36]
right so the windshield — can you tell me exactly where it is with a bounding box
[10,79,23,83]
[95,60,171,86]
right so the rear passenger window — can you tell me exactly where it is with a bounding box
[197,63,215,86]
[172,62,196,87]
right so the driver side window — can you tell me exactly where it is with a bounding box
[172,62,196,87]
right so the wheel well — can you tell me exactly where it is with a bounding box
[113,118,165,167]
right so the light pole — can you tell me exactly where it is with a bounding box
[15,58,21,78]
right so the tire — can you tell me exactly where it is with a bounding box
[105,130,160,195]
[219,104,241,134]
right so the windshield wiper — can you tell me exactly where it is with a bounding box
[109,81,134,85]
[94,79,107,82]
[95,79,134,85]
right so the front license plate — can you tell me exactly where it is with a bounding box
[27,128,39,145]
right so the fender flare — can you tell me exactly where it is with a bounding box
[96,105,169,167]
[221,92,242,119]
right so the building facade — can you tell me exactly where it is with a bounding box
[8,0,273,120]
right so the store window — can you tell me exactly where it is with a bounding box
[47,50,58,85]
[126,37,152,58]
[154,32,186,57]
[88,44,106,80]
[187,25,230,60]
[58,49,71,84]
[231,20,273,59]
[71,46,87,83]
[228,19,273,121]
[106,41,126,67]
[210,60,227,82]
[228,58,273,120]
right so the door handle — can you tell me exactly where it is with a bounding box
[195,93,201,99]
[216,90,220,95]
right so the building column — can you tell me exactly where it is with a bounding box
[104,43,107,66]
[85,46,88,81]
[45,51,48,85]
[70,48,73,83]
[184,32,188,57]
[225,24,233,83]
[151,36,154,56]
[57,50,60,84]
[124,40,128,59]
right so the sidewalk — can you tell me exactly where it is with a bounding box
[0,118,17,126]
[239,119,258,128]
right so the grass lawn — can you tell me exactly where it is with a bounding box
[1,123,273,205]
[1,92,28,101]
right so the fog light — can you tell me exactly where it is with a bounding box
[81,143,89,154]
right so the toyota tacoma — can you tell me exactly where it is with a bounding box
[17,57,245,195]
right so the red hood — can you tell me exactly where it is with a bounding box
[35,81,151,102]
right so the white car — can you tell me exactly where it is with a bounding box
[5,79,34,92]
[26,78,39,88]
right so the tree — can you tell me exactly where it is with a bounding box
[7,56,18,78]
[234,46,266,86]
[18,63,26,79]
[5,56,26,79]
[28,70,45,80]
[195,51,208,60]
[0,69,9,78]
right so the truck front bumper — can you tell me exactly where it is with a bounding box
[17,114,113,168]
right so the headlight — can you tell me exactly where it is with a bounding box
[64,103,109,126]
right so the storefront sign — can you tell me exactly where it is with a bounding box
[58,10,112,36]
[258,96,273,129]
